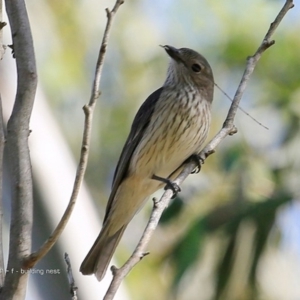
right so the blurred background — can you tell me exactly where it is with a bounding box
[1,0,300,299]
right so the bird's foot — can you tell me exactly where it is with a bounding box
[186,154,204,174]
[152,174,181,199]
[186,150,215,173]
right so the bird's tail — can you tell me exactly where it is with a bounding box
[80,225,126,281]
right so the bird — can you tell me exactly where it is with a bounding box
[80,45,214,281]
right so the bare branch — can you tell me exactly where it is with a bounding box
[1,0,37,298]
[0,1,6,288]
[0,96,5,288]
[0,0,6,61]
[223,0,294,130]
[103,1,294,298]
[24,0,125,269]
[90,0,125,105]
[64,253,78,300]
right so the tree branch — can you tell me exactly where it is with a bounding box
[0,0,6,288]
[1,0,37,298]
[64,253,78,300]
[103,1,294,298]
[0,96,5,289]
[0,0,6,61]
[24,0,125,269]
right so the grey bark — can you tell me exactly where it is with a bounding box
[0,0,37,299]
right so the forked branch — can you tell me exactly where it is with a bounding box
[24,0,125,269]
[103,1,294,299]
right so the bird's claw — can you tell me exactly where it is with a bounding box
[152,174,181,199]
[187,154,203,174]
[164,181,181,199]
[188,150,216,174]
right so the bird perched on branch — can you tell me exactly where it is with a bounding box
[80,45,214,281]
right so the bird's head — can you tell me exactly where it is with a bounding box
[162,45,214,101]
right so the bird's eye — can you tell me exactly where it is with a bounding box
[191,63,202,73]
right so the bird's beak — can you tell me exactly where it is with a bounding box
[160,45,182,62]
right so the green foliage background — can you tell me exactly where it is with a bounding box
[27,0,300,299]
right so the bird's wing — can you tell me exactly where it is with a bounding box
[103,87,164,223]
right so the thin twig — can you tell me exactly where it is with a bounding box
[64,253,78,300]
[103,1,294,298]
[214,82,269,130]
[24,0,125,268]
